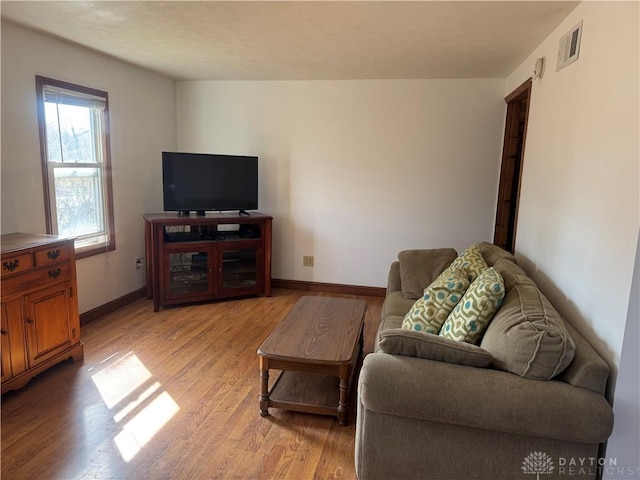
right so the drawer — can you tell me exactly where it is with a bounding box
[1,262,72,298]
[1,253,34,277]
[34,245,71,267]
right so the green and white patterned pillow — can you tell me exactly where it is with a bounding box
[449,243,489,282]
[401,269,469,334]
[440,267,505,344]
[436,243,488,284]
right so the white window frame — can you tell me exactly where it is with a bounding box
[36,76,115,258]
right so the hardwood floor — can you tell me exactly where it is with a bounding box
[1,289,383,480]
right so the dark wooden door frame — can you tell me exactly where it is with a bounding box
[493,78,532,253]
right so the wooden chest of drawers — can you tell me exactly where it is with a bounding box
[1,233,84,393]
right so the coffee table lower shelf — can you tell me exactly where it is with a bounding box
[260,371,360,425]
[265,371,341,419]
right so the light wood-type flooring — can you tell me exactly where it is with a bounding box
[1,289,383,480]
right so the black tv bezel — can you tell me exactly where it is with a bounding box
[162,151,258,216]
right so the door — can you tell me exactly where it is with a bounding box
[216,241,263,297]
[24,283,76,367]
[494,79,532,253]
[1,298,28,382]
[163,245,214,302]
[1,303,13,383]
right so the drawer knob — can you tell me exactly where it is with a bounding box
[48,268,62,279]
[1,329,8,335]
[26,319,35,324]
[3,259,19,272]
[47,249,61,261]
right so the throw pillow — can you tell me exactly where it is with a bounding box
[480,285,576,380]
[440,267,505,344]
[398,248,458,300]
[378,329,493,367]
[442,243,489,283]
[401,269,469,334]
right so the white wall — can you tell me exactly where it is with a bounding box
[1,21,176,313]
[505,1,639,373]
[504,7,640,463]
[176,79,505,287]
[605,232,639,479]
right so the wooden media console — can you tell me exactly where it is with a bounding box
[144,212,272,311]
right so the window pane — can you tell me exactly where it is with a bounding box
[44,102,97,164]
[37,75,115,257]
[53,167,104,237]
[44,103,63,162]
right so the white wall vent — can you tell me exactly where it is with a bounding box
[556,20,583,72]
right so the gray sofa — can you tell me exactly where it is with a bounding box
[355,242,614,480]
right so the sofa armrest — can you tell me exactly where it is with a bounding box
[359,352,613,444]
[558,321,610,395]
[387,261,401,294]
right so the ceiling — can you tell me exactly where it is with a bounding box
[1,1,579,81]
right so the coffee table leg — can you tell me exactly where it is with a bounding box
[259,356,270,417]
[338,364,351,425]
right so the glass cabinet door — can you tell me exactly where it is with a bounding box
[165,249,212,298]
[219,246,261,294]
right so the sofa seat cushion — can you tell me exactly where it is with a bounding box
[440,267,505,344]
[378,329,492,367]
[398,248,458,300]
[378,314,404,331]
[375,314,404,352]
[480,285,576,380]
[401,269,469,334]
[382,291,416,319]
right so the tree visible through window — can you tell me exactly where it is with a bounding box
[36,76,115,258]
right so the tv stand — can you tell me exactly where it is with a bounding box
[144,212,272,311]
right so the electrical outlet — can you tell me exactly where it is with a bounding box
[136,258,144,270]
[303,255,314,267]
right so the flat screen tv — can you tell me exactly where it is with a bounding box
[162,152,258,215]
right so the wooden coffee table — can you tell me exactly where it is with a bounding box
[257,296,367,425]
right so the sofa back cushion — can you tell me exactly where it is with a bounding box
[493,258,536,293]
[481,285,576,380]
[398,248,458,300]
[478,241,517,266]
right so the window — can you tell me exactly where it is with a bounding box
[36,76,115,258]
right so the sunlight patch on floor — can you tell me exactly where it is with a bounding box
[113,381,162,423]
[91,352,152,408]
[91,352,180,462]
[113,391,180,462]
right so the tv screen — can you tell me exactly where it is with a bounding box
[162,152,258,215]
